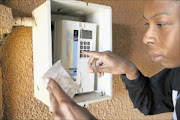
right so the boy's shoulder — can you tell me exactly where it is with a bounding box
[172,67,180,92]
[151,67,180,91]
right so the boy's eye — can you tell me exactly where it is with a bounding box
[144,23,149,26]
[157,23,166,27]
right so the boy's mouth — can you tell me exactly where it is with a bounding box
[150,55,164,62]
[148,50,164,62]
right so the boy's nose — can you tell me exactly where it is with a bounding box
[143,27,158,45]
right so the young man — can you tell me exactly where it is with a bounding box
[47,0,180,120]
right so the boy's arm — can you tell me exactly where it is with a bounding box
[121,69,174,115]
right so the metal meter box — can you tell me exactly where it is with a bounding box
[32,0,112,107]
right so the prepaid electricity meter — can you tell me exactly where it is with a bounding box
[53,20,97,94]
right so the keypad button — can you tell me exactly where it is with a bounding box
[84,42,87,45]
[87,42,90,45]
[84,46,87,49]
[80,54,83,57]
[87,46,90,49]
[84,55,87,57]
[80,46,83,49]
[80,42,83,45]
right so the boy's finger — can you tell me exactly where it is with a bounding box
[88,56,95,73]
[47,87,60,113]
[82,51,103,58]
[88,56,95,66]
[101,72,104,76]
[100,72,104,77]
[48,78,71,103]
[96,59,102,77]
[91,66,109,73]
[96,59,103,66]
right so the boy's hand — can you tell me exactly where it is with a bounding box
[82,51,139,80]
[47,78,97,120]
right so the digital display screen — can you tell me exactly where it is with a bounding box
[81,30,92,39]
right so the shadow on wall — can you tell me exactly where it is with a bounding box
[112,23,136,58]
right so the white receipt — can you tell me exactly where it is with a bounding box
[42,60,80,98]
[42,60,80,111]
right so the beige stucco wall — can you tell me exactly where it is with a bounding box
[0,67,2,119]
[0,0,173,119]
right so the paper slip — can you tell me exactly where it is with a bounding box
[42,60,80,99]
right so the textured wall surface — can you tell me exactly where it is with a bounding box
[1,27,53,120]
[1,0,173,120]
[0,67,2,119]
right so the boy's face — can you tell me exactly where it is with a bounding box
[143,0,180,68]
